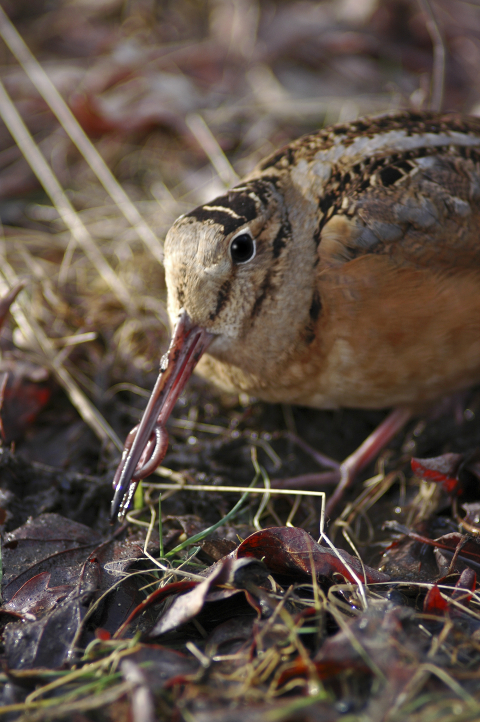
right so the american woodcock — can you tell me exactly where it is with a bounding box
[111,111,480,521]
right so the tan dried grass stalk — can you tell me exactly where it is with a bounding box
[0,5,164,265]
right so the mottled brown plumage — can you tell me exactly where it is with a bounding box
[111,111,480,520]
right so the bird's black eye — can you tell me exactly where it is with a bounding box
[230,232,255,264]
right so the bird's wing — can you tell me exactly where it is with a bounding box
[319,150,480,271]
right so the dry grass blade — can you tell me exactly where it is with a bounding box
[0,257,121,448]
[320,532,367,610]
[10,682,133,722]
[418,0,445,111]
[326,600,387,683]
[0,78,135,312]
[0,5,164,265]
[186,113,240,188]
[143,482,325,502]
[390,663,480,718]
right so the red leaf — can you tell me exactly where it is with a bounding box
[0,360,51,442]
[114,580,198,639]
[277,656,347,684]
[237,527,389,584]
[424,584,449,614]
[411,454,463,494]
[95,628,111,641]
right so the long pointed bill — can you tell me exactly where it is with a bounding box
[110,311,213,521]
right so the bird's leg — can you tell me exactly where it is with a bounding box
[325,407,412,515]
[271,407,412,516]
[277,431,340,470]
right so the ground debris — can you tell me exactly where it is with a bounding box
[1,1,480,720]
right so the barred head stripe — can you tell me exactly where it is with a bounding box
[186,207,247,236]
[202,205,243,218]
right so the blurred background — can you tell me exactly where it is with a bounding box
[3,5,480,714]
